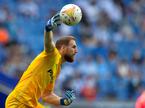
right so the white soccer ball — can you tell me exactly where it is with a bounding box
[60,4,82,26]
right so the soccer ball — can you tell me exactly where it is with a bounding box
[60,4,82,26]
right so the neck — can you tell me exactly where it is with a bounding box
[61,56,66,64]
[59,50,66,64]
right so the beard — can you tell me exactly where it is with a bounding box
[64,54,74,62]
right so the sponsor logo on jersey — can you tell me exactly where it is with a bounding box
[47,69,54,83]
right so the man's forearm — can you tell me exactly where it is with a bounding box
[42,92,61,106]
[44,13,61,53]
[44,30,54,52]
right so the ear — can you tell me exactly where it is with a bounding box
[60,45,65,50]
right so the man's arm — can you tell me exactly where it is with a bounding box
[42,92,61,106]
[42,90,76,106]
[44,31,55,53]
[44,14,61,53]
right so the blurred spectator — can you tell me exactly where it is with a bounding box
[17,0,39,18]
[1,42,33,79]
[76,0,100,24]
[0,28,10,45]
[0,5,9,24]
[98,0,123,22]
[78,55,97,76]
[80,75,97,101]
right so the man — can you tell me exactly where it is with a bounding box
[135,91,145,108]
[5,13,77,108]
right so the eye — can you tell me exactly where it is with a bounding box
[72,45,76,48]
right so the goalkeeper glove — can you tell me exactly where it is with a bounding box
[60,90,76,106]
[45,13,61,32]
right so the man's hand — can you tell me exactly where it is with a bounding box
[45,13,61,32]
[60,90,76,106]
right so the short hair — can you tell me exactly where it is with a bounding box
[55,36,76,50]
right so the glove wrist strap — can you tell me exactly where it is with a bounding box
[45,20,53,32]
[60,98,72,106]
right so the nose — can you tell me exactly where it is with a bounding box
[75,48,78,54]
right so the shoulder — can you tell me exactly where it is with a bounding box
[44,48,59,55]
[42,48,61,60]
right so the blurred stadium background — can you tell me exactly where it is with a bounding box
[0,0,145,107]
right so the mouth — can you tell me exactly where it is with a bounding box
[73,53,76,56]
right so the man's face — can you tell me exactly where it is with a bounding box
[64,40,78,62]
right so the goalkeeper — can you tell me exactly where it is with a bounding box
[5,13,77,108]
